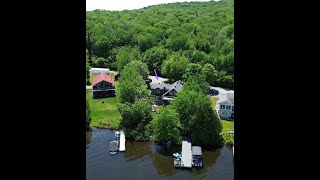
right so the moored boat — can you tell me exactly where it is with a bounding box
[109,140,119,154]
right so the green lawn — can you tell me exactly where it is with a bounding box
[86,91,234,144]
[151,105,165,121]
[210,96,234,144]
[86,90,121,129]
[149,105,165,140]
[210,97,219,109]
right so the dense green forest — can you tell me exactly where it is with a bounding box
[86,0,234,89]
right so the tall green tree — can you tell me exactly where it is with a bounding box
[165,32,190,51]
[183,77,209,95]
[116,66,150,104]
[134,33,157,52]
[92,56,109,68]
[161,53,189,82]
[173,83,222,146]
[125,60,150,80]
[142,46,169,76]
[87,0,234,89]
[86,49,91,85]
[182,63,203,81]
[116,46,141,72]
[202,63,218,86]
[154,107,181,145]
[118,99,152,141]
[220,75,234,89]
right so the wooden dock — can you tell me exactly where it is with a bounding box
[174,140,192,168]
[119,130,126,151]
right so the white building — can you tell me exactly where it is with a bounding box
[90,68,110,75]
[148,75,168,85]
[218,93,234,119]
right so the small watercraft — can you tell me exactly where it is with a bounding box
[115,131,120,140]
[109,140,119,155]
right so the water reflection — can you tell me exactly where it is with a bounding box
[86,129,92,146]
[191,149,221,176]
[149,142,181,176]
[123,141,152,161]
[86,128,233,180]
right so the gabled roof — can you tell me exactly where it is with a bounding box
[92,73,115,86]
[161,81,183,97]
[218,93,234,105]
[150,80,183,96]
[151,83,173,90]
[226,93,234,104]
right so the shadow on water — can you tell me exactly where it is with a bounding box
[190,149,221,176]
[86,129,92,147]
[149,142,182,176]
[123,140,152,161]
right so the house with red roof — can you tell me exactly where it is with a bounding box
[92,73,115,98]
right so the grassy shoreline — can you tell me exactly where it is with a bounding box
[87,91,234,146]
[210,96,234,144]
[86,90,121,129]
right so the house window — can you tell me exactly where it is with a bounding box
[220,105,225,109]
[232,106,234,112]
[156,88,161,94]
[226,105,231,110]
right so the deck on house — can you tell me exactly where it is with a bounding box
[119,130,126,151]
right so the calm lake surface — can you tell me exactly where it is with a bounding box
[86,127,234,180]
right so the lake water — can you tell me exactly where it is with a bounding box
[86,127,234,180]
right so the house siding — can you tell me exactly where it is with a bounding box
[151,88,168,96]
[218,102,234,119]
[92,81,115,99]
[92,81,114,90]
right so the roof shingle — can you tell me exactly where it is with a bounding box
[92,73,115,86]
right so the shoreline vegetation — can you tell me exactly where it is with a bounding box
[86,89,234,146]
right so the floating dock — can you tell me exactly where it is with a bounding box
[174,140,192,168]
[119,130,126,151]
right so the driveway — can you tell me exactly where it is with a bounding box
[209,86,234,99]
[210,86,234,113]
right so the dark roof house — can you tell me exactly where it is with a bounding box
[150,80,183,96]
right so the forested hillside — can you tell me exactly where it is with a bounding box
[86,0,234,89]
